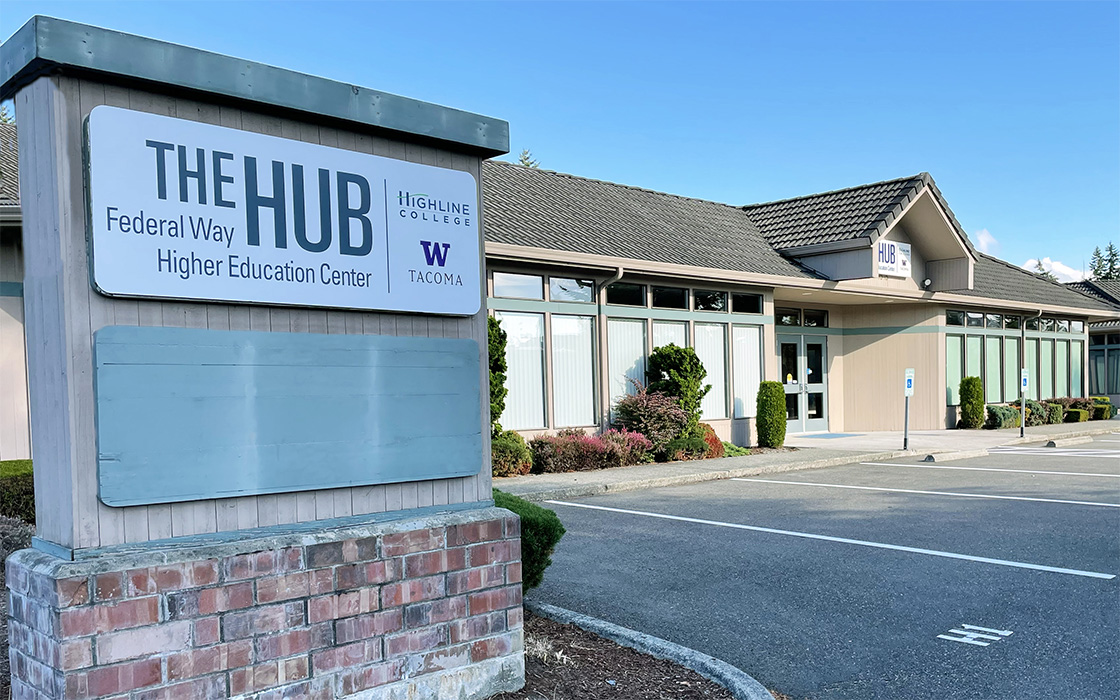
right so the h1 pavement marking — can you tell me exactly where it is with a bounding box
[938,624,1013,647]
[861,463,1120,479]
[730,478,1120,509]
[544,501,1116,580]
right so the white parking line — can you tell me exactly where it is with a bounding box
[730,478,1120,508]
[544,500,1116,580]
[861,463,1120,478]
[989,446,1120,459]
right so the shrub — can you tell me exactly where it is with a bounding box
[984,405,1020,430]
[1090,396,1111,405]
[493,489,565,591]
[646,344,710,439]
[756,381,787,448]
[1,514,33,568]
[0,459,34,524]
[722,441,751,457]
[1092,405,1110,421]
[1009,399,1047,427]
[613,383,689,455]
[665,436,708,461]
[1064,408,1089,423]
[1050,397,1094,412]
[1046,402,1064,425]
[491,431,532,477]
[599,428,653,465]
[699,423,724,459]
[959,377,984,429]
[488,316,508,437]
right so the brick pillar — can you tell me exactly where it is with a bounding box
[5,507,524,699]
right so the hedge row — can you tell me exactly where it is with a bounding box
[0,459,34,524]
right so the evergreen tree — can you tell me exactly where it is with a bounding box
[1033,259,1058,282]
[1090,247,1105,280]
[0,103,12,124]
[517,149,539,168]
[1106,243,1120,280]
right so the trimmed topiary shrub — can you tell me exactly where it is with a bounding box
[959,377,984,429]
[491,430,532,477]
[1090,396,1111,405]
[699,423,724,459]
[1092,405,1110,421]
[613,383,689,456]
[985,405,1020,430]
[1064,408,1089,423]
[0,459,34,524]
[756,381,787,448]
[646,344,710,439]
[488,316,509,437]
[665,436,708,461]
[493,489,565,591]
[1046,403,1064,425]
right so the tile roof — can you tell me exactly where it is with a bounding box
[742,174,931,251]
[482,161,822,279]
[0,123,17,206]
[1067,279,1120,309]
[956,254,1117,312]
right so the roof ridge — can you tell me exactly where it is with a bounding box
[484,160,749,213]
[742,172,928,209]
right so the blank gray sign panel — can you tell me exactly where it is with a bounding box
[94,326,483,506]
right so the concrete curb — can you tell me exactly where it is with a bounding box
[525,601,774,700]
[923,449,989,463]
[505,450,916,503]
[1003,424,1118,446]
[1046,435,1095,447]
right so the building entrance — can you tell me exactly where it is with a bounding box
[778,334,828,433]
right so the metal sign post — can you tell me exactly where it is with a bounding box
[1020,368,1029,438]
[904,368,915,450]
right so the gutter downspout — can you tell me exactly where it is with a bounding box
[598,267,624,430]
[1020,308,1044,437]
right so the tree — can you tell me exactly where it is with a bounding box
[517,148,539,168]
[1106,243,1120,280]
[1033,259,1058,282]
[487,316,508,437]
[0,103,12,124]
[645,344,710,439]
[1090,247,1106,280]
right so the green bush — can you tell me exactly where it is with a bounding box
[493,489,565,591]
[491,431,532,477]
[959,377,984,429]
[1046,402,1064,425]
[613,384,689,455]
[756,381,787,447]
[1,514,33,566]
[1090,396,1111,405]
[488,316,508,437]
[1091,405,1110,421]
[1064,408,1089,423]
[664,436,708,461]
[722,441,750,457]
[984,405,1020,430]
[646,344,710,439]
[0,459,34,524]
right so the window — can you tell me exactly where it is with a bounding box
[1003,337,1020,401]
[966,312,984,327]
[1110,349,1120,394]
[733,326,762,418]
[1071,321,1084,333]
[1090,334,1106,346]
[986,314,1002,329]
[1025,339,1039,401]
[1110,333,1120,345]
[652,286,688,309]
[1056,319,1070,333]
[777,308,801,326]
[607,319,647,411]
[1004,315,1022,330]
[1090,349,1106,394]
[803,309,829,328]
[947,310,965,326]
[966,336,982,378]
[551,315,595,427]
[732,293,763,314]
[493,272,543,300]
[1055,341,1068,398]
[694,290,728,312]
[652,321,687,349]
[1040,340,1053,399]
[695,324,727,419]
[606,283,646,306]
[1071,341,1083,396]
[1025,318,1040,331]
[549,278,594,303]
[985,337,1002,403]
[493,312,545,429]
[946,335,964,405]
[1041,318,1056,332]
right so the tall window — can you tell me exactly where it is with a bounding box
[1071,341,1083,396]
[1090,348,1106,394]
[1025,339,1039,401]
[733,326,762,418]
[493,312,545,429]
[652,321,687,349]
[695,323,727,419]
[946,335,964,405]
[1040,340,1053,400]
[984,337,1002,403]
[608,319,647,410]
[1110,348,1120,394]
[1055,341,1069,398]
[966,336,982,378]
[551,315,595,427]
[1003,337,1021,401]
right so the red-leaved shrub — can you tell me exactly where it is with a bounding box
[699,423,724,459]
[613,382,689,455]
[530,428,652,473]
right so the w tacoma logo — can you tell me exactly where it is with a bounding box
[410,241,462,287]
[420,241,451,267]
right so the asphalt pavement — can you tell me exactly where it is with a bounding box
[528,434,1120,700]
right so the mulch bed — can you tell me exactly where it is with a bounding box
[494,612,778,700]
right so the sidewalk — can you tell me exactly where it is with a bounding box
[495,421,1119,502]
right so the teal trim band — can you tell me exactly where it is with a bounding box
[0,17,509,156]
[0,281,22,297]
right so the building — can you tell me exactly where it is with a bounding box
[1,128,1117,459]
[1066,278,1120,402]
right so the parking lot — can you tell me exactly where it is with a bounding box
[530,435,1120,700]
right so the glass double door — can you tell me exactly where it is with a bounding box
[778,334,828,433]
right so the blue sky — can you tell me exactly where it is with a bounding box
[3,1,1118,281]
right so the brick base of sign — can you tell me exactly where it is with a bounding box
[5,507,525,699]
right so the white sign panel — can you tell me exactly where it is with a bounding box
[87,106,481,315]
[877,240,912,278]
[904,368,915,397]
[1021,368,1030,392]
